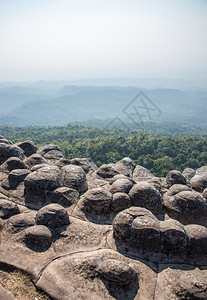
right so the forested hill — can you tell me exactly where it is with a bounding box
[0,85,207,126]
[1,125,207,177]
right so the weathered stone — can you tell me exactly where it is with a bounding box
[30,163,49,172]
[5,212,36,233]
[0,138,11,145]
[160,219,188,262]
[96,259,137,284]
[155,267,207,300]
[113,157,136,177]
[109,178,133,194]
[48,186,79,207]
[163,184,191,204]
[110,174,135,185]
[182,167,196,183]
[167,184,191,196]
[81,187,112,213]
[0,157,27,173]
[60,165,88,193]
[0,144,25,165]
[44,150,64,160]
[133,165,155,182]
[129,182,163,210]
[203,188,207,200]
[196,166,207,176]
[165,190,207,218]
[55,158,71,168]
[37,144,63,156]
[111,192,132,212]
[24,166,61,208]
[7,169,31,189]
[23,225,52,251]
[185,224,207,264]
[113,207,160,254]
[0,199,20,219]
[190,174,207,192]
[70,158,98,173]
[24,154,48,169]
[96,163,119,179]
[15,140,37,157]
[35,204,70,228]
[166,170,186,187]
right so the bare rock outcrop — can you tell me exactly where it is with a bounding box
[0,135,207,300]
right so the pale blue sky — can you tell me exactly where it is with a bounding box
[0,0,207,81]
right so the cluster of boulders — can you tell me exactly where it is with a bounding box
[0,134,207,299]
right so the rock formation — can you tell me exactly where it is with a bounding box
[0,136,207,299]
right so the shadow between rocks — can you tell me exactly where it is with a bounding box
[99,276,139,300]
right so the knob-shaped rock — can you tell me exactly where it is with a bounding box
[35,204,70,228]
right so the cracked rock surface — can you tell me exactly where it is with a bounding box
[0,135,207,299]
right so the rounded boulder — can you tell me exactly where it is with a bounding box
[35,204,70,228]
[60,165,88,193]
[96,259,137,284]
[129,182,163,210]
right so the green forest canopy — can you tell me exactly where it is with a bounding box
[1,124,207,177]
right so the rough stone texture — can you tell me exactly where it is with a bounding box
[60,165,88,193]
[109,178,133,194]
[36,249,157,300]
[70,157,98,173]
[129,182,163,210]
[96,163,119,179]
[23,225,52,251]
[163,184,191,206]
[155,267,207,300]
[159,219,188,262]
[80,187,112,213]
[113,157,136,177]
[0,157,27,173]
[133,165,155,181]
[165,190,207,219]
[15,140,37,157]
[190,174,207,192]
[5,212,36,233]
[110,174,135,185]
[203,187,207,200]
[182,167,196,183]
[24,153,48,169]
[5,169,31,189]
[48,186,79,207]
[55,158,71,168]
[185,224,207,265]
[35,204,70,228]
[24,165,61,208]
[96,258,137,284]
[0,199,20,219]
[196,166,207,175]
[37,144,63,156]
[0,136,12,145]
[0,136,207,300]
[0,144,25,165]
[111,192,132,212]
[166,170,187,187]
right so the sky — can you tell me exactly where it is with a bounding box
[0,0,207,82]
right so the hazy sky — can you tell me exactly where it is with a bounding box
[0,0,207,82]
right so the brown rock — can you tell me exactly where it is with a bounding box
[190,174,207,192]
[35,203,70,228]
[60,165,88,193]
[111,192,132,212]
[129,182,163,210]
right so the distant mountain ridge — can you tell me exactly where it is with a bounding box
[0,84,206,126]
